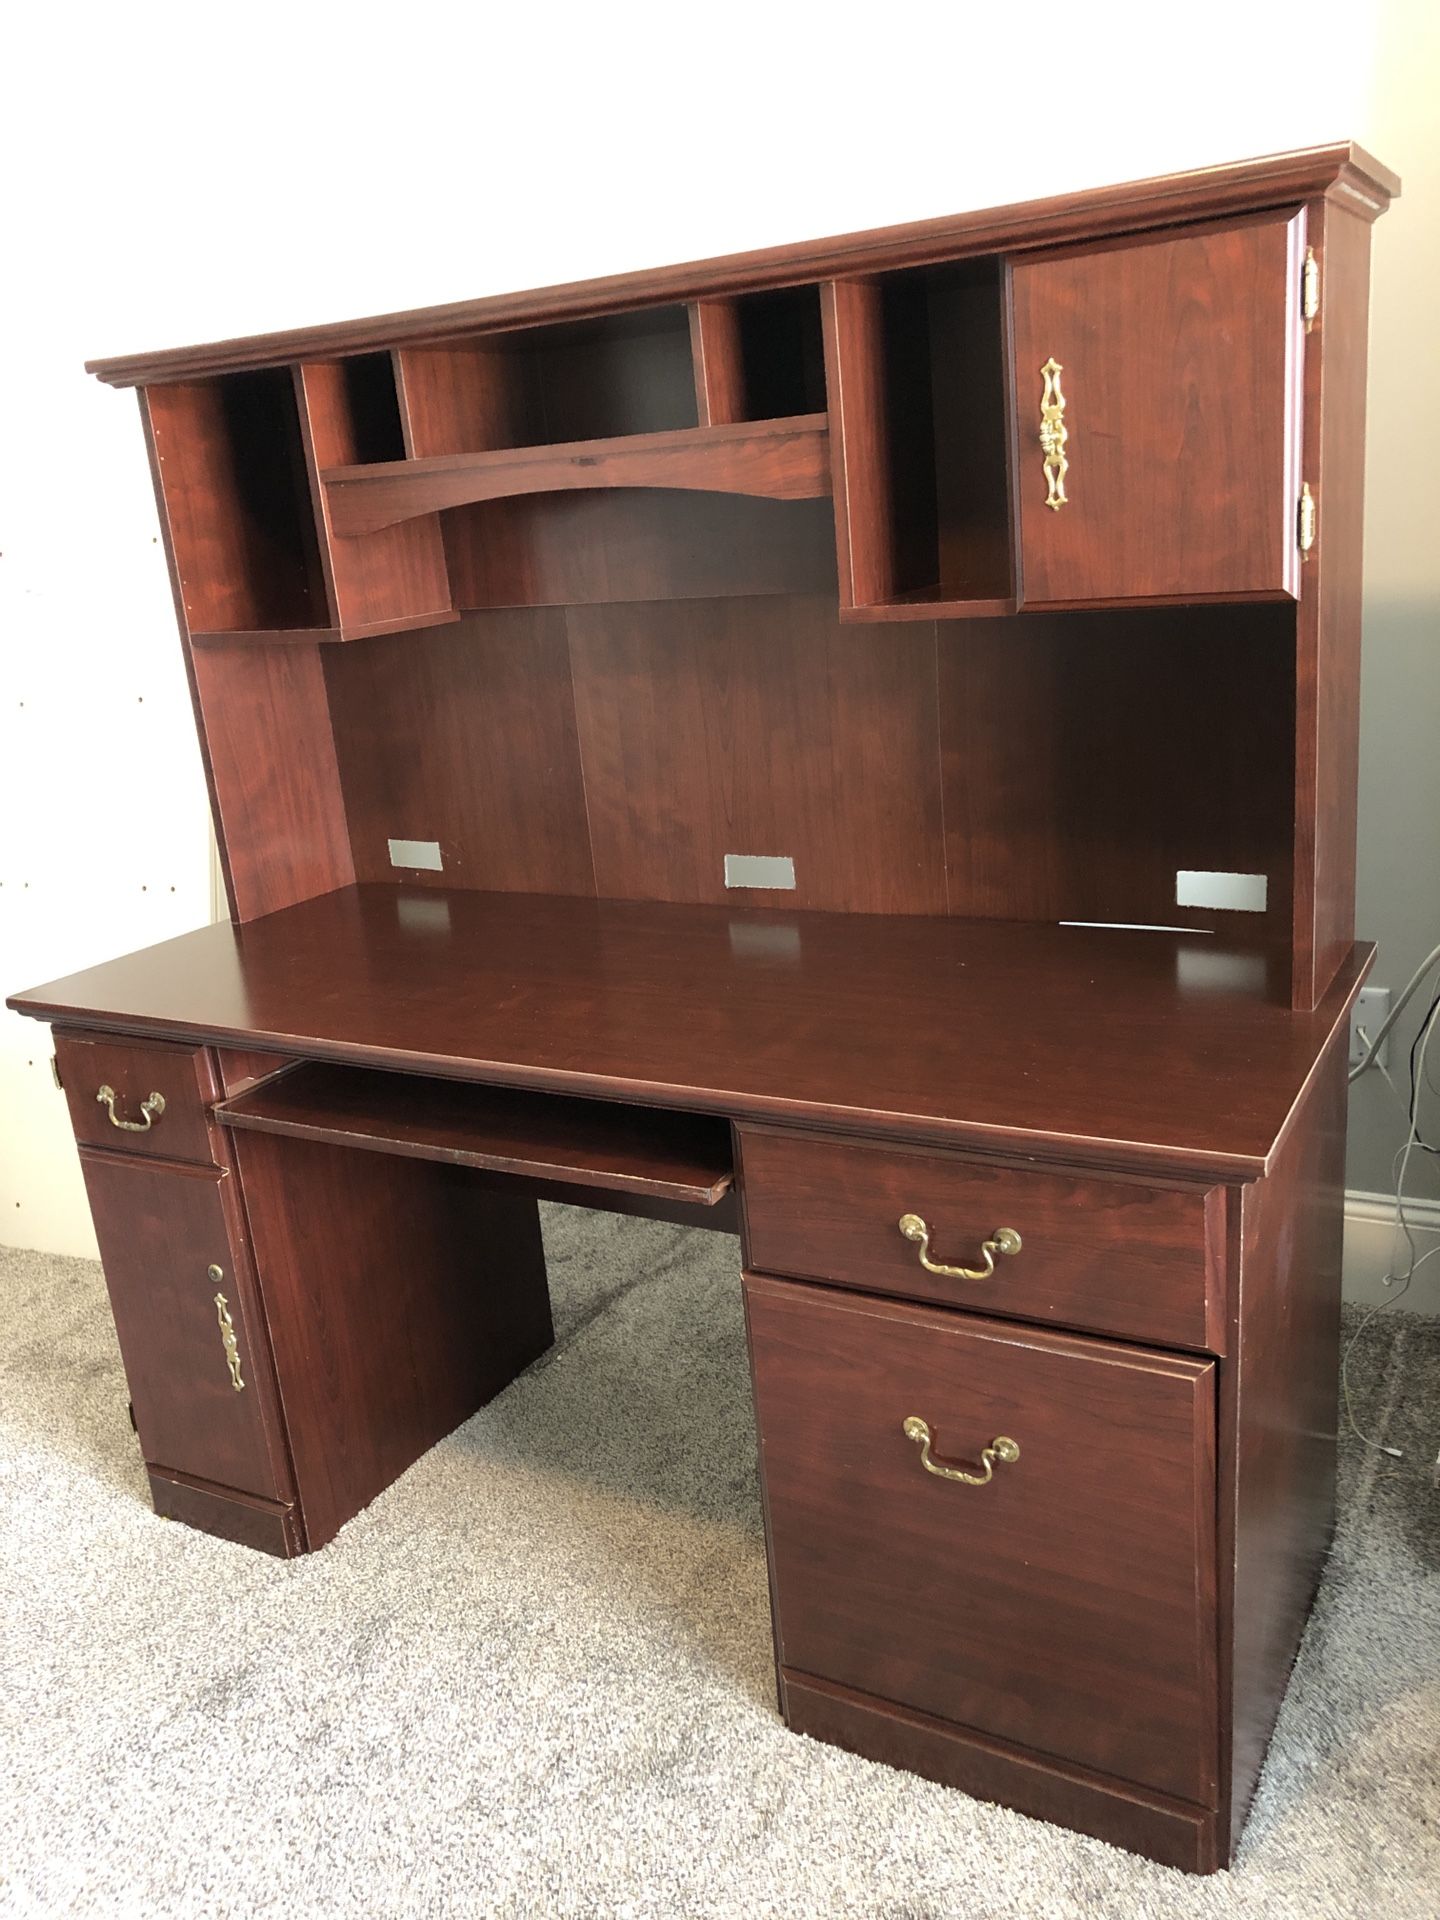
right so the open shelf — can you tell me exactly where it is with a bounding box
[690,287,826,425]
[146,368,330,635]
[395,306,700,459]
[322,414,831,536]
[215,1060,735,1205]
[825,260,1014,620]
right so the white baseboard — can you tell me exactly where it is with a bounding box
[1343,1190,1440,1312]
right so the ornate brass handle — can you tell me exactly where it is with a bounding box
[210,1265,244,1391]
[1038,357,1068,509]
[897,1214,1021,1281]
[903,1417,1019,1485]
[96,1084,166,1132]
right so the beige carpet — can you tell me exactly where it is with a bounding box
[2,1209,1437,1919]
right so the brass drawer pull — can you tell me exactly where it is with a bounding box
[1038,357,1068,509]
[209,1264,245,1391]
[96,1084,166,1133]
[903,1417,1019,1485]
[898,1214,1021,1281]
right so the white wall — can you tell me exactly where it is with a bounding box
[5,0,1432,1265]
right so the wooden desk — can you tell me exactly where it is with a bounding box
[8,142,1398,1872]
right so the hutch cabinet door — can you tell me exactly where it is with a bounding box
[79,1151,290,1501]
[1010,211,1306,607]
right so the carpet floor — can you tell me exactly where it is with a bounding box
[1,1212,1437,1919]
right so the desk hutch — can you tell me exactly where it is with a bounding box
[10,143,1398,1871]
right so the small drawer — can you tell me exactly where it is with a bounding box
[55,1029,217,1166]
[745,1275,1218,1804]
[739,1127,1223,1352]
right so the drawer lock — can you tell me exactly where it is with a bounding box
[898,1214,1021,1281]
[903,1417,1020,1486]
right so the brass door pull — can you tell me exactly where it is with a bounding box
[96,1084,166,1132]
[210,1264,244,1391]
[1038,357,1068,509]
[903,1417,1020,1485]
[898,1214,1021,1281]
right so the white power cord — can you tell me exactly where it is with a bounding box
[1349,939,1440,1083]
[1342,939,1440,1464]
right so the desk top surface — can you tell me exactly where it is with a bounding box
[10,885,1368,1182]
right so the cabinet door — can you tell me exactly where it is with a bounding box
[746,1275,1218,1803]
[79,1150,290,1500]
[1011,211,1305,606]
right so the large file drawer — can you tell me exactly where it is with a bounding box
[745,1274,1218,1805]
[739,1126,1223,1351]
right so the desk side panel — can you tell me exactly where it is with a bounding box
[1222,1026,1348,1851]
[232,1130,553,1548]
[141,387,357,922]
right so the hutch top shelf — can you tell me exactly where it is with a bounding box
[83,142,1398,1016]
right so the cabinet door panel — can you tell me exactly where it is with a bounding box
[79,1150,290,1500]
[1011,212,1305,606]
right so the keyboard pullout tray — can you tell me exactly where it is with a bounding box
[215,1062,734,1206]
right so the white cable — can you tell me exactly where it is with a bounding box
[1349,938,1440,1083]
[1342,990,1440,1461]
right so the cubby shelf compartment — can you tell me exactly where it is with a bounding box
[322,414,831,538]
[823,261,1015,621]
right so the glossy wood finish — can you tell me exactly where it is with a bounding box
[739,1127,1223,1351]
[145,373,328,632]
[1292,202,1374,1010]
[746,1278,1218,1801]
[1011,213,1305,607]
[689,300,747,425]
[214,1046,300,1097]
[938,603,1297,940]
[395,307,698,455]
[189,640,355,921]
[7,887,1370,1182]
[1224,1028,1348,1840]
[55,1029,216,1166]
[566,595,946,913]
[35,148,1398,1872]
[149,1468,303,1557]
[441,491,836,611]
[87,144,1395,386]
[78,1148,293,1501]
[822,280,895,609]
[782,1674,1220,1873]
[824,265,1013,614]
[296,360,454,638]
[217,1062,734,1203]
[324,415,831,537]
[322,609,595,896]
[232,1130,553,1549]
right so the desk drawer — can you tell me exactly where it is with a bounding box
[739,1128,1222,1351]
[56,1030,216,1166]
[745,1275,1218,1804]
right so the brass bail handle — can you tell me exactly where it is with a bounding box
[898,1214,1021,1281]
[903,1417,1020,1486]
[96,1084,166,1133]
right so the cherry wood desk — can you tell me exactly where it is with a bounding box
[8,142,1397,1871]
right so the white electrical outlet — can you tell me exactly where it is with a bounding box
[1350,985,1392,1070]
